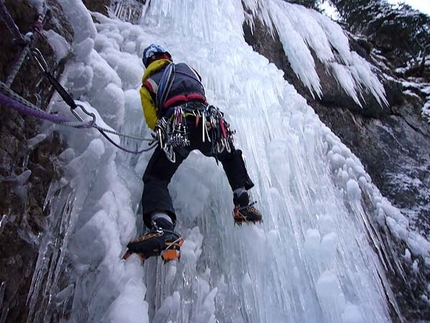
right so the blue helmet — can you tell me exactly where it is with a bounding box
[142,44,171,67]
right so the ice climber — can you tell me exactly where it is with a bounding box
[124,44,262,262]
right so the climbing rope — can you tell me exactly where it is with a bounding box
[6,33,32,87]
[30,49,156,153]
[0,77,156,154]
[0,82,156,154]
[0,1,45,87]
[0,2,155,154]
[0,84,93,128]
[0,0,26,44]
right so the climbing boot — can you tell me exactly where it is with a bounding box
[123,219,183,262]
[233,191,263,224]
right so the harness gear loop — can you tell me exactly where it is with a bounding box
[169,106,190,148]
[153,115,185,163]
[153,103,236,163]
[152,107,189,163]
[204,105,235,157]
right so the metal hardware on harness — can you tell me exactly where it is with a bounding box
[155,104,236,163]
[205,105,235,155]
[169,106,190,148]
[154,107,190,163]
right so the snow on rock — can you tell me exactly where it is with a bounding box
[249,0,387,106]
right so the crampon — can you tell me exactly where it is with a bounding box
[233,202,263,225]
[123,228,183,263]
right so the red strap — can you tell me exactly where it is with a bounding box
[164,94,207,108]
[143,80,154,92]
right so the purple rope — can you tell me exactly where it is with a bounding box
[0,92,153,154]
[0,0,25,44]
[0,92,72,123]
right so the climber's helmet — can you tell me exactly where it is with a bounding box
[142,44,172,67]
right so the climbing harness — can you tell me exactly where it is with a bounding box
[204,105,235,155]
[0,3,155,154]
[153,105,190,163]
[153,103,236,163]
[151,61,236,163]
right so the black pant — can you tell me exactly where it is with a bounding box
[142,115,254,228]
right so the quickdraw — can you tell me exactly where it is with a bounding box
[0,2,154,154]
[153,106,190,163]
[205,105,235,156]
[154,104,236,163]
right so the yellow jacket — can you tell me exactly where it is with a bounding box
[139,59,172,130]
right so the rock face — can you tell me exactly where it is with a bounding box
[82,0,110,16]
[0,0,73,322]
[243,13,430,322]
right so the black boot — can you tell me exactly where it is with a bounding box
[233,191,262,224]
[124,218,183,262]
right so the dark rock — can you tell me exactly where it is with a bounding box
[82,0,110,16]
[0,0,73,322]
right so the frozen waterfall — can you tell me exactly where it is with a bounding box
[26,0,423,322]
